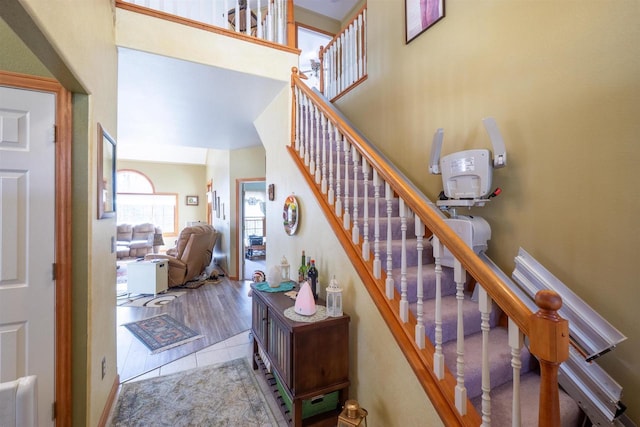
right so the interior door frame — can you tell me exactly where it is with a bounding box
[0,71,73,426]
[235,177,265,280]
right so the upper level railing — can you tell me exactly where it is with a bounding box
[318,4,367,102]
[290,68,570,426]
[117,0,296,49]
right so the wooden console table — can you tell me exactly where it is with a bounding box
[251,284,350,427]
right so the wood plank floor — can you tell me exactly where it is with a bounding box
[116,277,253,382]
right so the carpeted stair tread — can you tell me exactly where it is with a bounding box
[442,327,535,400]
[351,196,401,218]
[391,264,457,302]
[470,371,584,427]
[380,238,435,269]
[409,293,502,345]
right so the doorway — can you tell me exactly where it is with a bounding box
[237,179,266,280]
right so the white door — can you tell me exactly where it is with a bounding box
[0,86,56,426]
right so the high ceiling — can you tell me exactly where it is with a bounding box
[117,0,359,164]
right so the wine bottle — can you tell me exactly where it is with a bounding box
[298,250,307,283]
[307,259,318,300]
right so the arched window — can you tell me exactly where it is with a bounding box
[116,170,178,234]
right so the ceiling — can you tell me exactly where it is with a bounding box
[117,0,359,165]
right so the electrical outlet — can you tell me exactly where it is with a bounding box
[101,357,106,379]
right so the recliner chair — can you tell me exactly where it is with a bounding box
[145,224,218,287]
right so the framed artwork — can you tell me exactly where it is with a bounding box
[405,0,444,44]
[283,194,299,235]
[186,195,199,206]
[97,123,116,219]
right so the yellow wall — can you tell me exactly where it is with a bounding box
[117,160,208,237]
[334,0,640,423]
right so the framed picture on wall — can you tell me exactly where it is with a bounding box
[97,123,116,219]
[186,195,199,206]
[405,0,445,44]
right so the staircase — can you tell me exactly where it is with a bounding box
[290,70,585,426]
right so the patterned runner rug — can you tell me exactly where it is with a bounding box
[122,313,203,354]
[110,358,278,426]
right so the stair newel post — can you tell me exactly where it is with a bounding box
[335,131,343,216]
[361,157,370,260]
[432,235,445,379]
[415,216,425,349]
[342,139,351,230]
[399,198,408,323]
[529,290,569,427]
[454,258,468,415]
[508,317,523,427]
[478,286,493,426]
[384,182,394,299]
[351,146,360,244]
[286,0,295,48]
[320,114,327,192]
[372,169,381,278]
[327,120,335,204]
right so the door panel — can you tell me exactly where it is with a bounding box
[0,86,56,426]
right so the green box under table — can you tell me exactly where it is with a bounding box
[274,372,339,419]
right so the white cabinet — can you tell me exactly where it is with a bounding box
[127,260,168,295]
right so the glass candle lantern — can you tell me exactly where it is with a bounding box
[280,255,290,284]
[326,276,343,317]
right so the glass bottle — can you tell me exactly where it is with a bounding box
[298,250,307,283]
[307,259,318,300]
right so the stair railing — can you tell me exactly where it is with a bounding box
[290,68,569,426]
[116,0,296,49]
[318,4,367,102]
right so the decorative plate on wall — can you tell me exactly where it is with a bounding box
[283,194,299,235]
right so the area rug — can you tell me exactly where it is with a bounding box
[122,313,203,354]
[110,358,278,426]
[117,290,186,307]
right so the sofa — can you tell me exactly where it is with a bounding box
[145,224,218,287]
[116,223,162,259]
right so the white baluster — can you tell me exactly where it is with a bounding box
[361,158,370,260]
[362,8,367,76]
[315,108,322,184]
[301,95,307,161]
[335,132,343,217]
[256,0,262,39]
[399,198,408,323]
[321,114,328,194]
[509,317,523,427]
[454,258,467,415]
[351,146,360,244]
[415,216,425,349]
[295,87,301,153]
[357,13,363,79]
[343,139,351,230]
[385,182,394,299]
[479,286,492,426]
[433,236,444,379]
[327,121,335,205]
[245,0,251,35]
[266,0,273,41]
[373,170,381,278]
[234,0,240,33]
[309,104,317,176]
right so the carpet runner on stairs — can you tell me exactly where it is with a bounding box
[299,105,583,425]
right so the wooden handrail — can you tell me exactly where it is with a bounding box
[291,69,569,426]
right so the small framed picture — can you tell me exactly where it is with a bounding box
[405,0,445,44]
[186,195,199,206]
[268,184,275,201]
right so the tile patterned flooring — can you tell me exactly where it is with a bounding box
[112,330,287,425]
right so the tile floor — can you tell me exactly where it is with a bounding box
[110,330,287,425]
